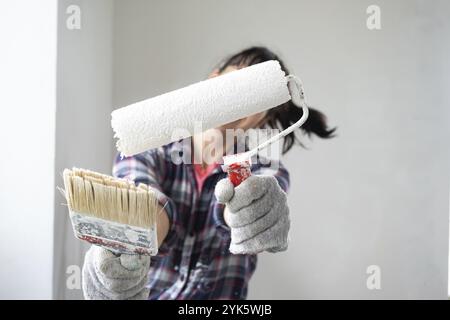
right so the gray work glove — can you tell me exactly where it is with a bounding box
[214,175,290,254]
[82,245,150,300]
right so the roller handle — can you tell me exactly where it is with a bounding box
[223,74,309,187]
[225,160,252,187]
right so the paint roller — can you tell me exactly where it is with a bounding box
[112,60,309,186]
[61,60,309,256]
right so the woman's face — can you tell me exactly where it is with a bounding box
[210,66,267,132]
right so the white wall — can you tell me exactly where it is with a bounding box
[53,0,114,300]
[0,1,58,299]
[1,0,447,300]
[112,0,450,299]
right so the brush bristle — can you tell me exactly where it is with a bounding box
[63,168,158,229]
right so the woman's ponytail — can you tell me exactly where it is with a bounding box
[266,101,336,154]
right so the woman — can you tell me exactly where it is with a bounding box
[82,47,335,300]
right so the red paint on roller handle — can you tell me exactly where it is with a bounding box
[226,161,252,187]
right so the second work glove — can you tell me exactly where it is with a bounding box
[214,175,290,254]
[82,245,150,300]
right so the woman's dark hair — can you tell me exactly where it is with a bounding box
[217,46,336,154]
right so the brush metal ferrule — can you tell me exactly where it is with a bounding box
[69,210,158,256]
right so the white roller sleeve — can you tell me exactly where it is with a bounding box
[111,60,291,157]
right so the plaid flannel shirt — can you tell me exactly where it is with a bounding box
[112,141,290,300]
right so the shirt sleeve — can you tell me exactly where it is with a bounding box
[112,149,180,256]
